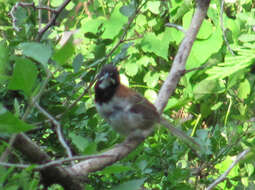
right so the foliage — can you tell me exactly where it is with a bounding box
[0,0,255,189]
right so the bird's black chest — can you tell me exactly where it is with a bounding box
[95,83,118,104]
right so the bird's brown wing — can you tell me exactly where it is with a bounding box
[129,93,160,129]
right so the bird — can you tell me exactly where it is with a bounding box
[94,64,160,139]
[94,64,201,151]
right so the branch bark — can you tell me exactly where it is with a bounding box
[13,133,83,189]
[206,149,250,190]
[155,0,211,114]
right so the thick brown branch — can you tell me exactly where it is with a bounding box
[13,133,82,189]
[154,0,211,114]
[69,137,147,177]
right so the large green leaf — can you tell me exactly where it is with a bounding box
[69,132,89,152]
[81,17,104,35]
[186,26,223,70]
[0,41,8,83]
[238,34,255,42]
[141,29,172,60]
[8,58,38,96]
[53,41,75,65]
[238,79,251,100]
[19,42,52,66]
[100,164,132,175]
[112,178,146,190]
[102,4,128,39]
[205,47,255,80]
[120,2,136,17]
[193,79,225,100]
[183,10,213,39]
[0,105,34,133]
[143,71,159,88]
[146,1,160,14]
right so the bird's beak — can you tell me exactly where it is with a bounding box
[98,73,112,89]
[101,73,109,81]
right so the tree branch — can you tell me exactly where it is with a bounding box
[206,149,250,190]
[0,154,113,170]
[36,0,71,41]
[34,102,74,164]
[12,133,82,189]
[154,0,211,114]
[69,136,148,177]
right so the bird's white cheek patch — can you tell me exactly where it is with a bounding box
[98,79,111,89]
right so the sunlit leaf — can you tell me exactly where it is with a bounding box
[0,105,34,133]
[19,42,52,66]
[8,58,38,96]
[112,178,146,190]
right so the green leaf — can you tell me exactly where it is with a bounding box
[144,89,157,103]
[186,27,223,71]
[211,102,223,111]
[19,42,52,66]
[14,7,28,26]
[81,18,104,35]
[0,41,8,83]
[215,156,239,178]
[183,11,213,39]
[120,3,136,17]
[193,79,225,100]
[102,4,128,39]
[195,130,212,155]
[69,132,89,152]
[0,105,34,133]
[197,20,213,39]
[238,34,255,42]
[112,178,146,190]
[205,47,255,80]
[136,56,156,67]
[147,1,160,14]
[100,164,132,175]
[8,58,38,96]
[238,79,250,100]
[141,32,170,60]
[143,71,159,88]
[72,53,84,73]
[53,41,75,65]
[124,62,139,76]
[112,42,133,64]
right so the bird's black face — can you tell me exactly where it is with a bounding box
[97,64,120,90]
[95,64,120,104]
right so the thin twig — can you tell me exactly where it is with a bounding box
[61,78,96,117]
[9,2,57,32]
[220,0,235,55]
[9,2,21,31]
[19,2,57,13]
[165,23,186,33]
[34,102,74,165]
[206,149,250,190]
[105,1,146,59]
[37,0,71,41]
[38,0,42,31]
[0,154,113,170]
